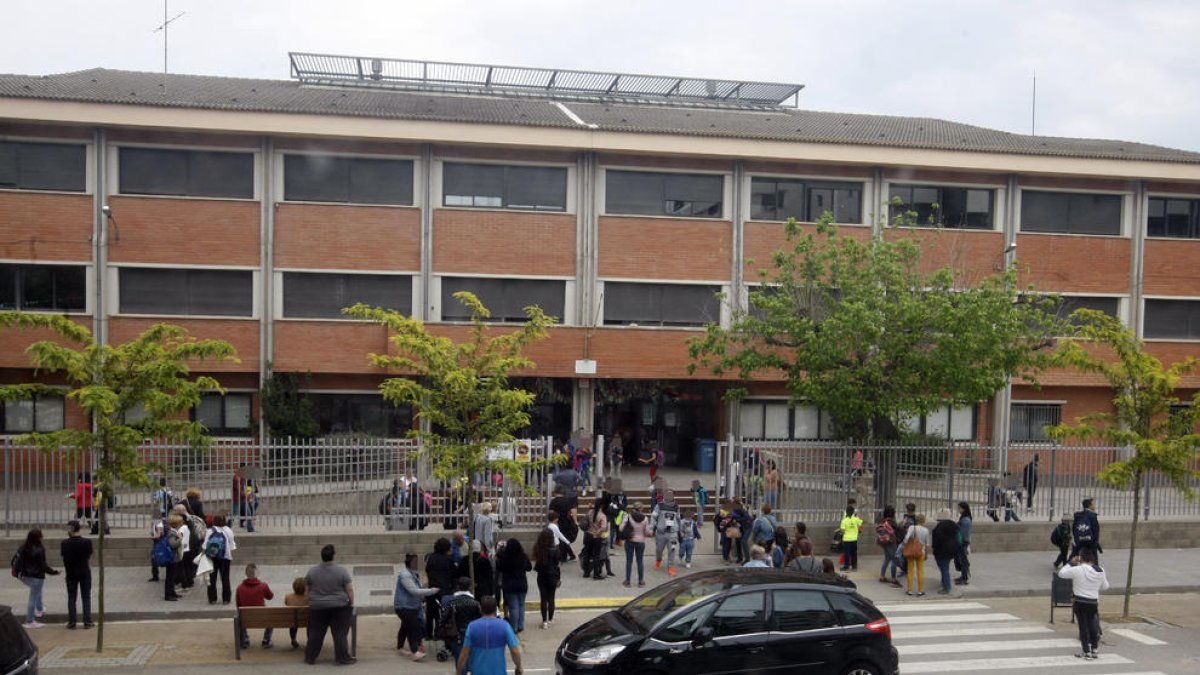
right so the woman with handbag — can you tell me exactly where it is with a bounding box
[899,513,931,596]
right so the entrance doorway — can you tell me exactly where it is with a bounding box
[593,380,719,471]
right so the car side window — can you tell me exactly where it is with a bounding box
[654,601,715,643]
[705,591,767,638]
[772,590,837,632]
[824,592,876,627]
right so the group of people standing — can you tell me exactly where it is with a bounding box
[873,502,973,596]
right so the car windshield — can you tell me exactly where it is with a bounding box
[620,576,737,630]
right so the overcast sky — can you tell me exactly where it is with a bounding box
[4,0,1198,151]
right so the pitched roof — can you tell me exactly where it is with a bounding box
[2,67,1199,164]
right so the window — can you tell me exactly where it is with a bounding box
[284,155,414,205]
[0,141,87,192]
[606,170,723,218]
[0,264,86,312]
[1021,191,1122,236]
[1144,299,1200,340]
[750,178,861,223]
[739,400,837,440]
[654,601,716,643]
[901,405,977,441]
[1,394,65,433]
[1010,403,1061,442]
[603,282,720,327]
[771,590,837,632]
[309,393,412,437]
[119,147,254,199]
[706,592,766,638]
[824,592,877,627]
[119,268,253,316]
[1148,198,1200,239]
[283,273,412,319]
[888,185,994,229]
[443,163,567,211]
[193,393,252,436]
[440,277,565,323]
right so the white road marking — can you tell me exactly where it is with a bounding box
[876,601,990,613]
[1110,628,1167,645]
[897,638,1080,655]
[891,624,1054,640]
[888,612,1020,625]
[902,654,1133,673]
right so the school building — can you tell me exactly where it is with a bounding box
[2,54,1198,470]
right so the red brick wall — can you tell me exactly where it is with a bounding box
[433,209,576,276]
[106,196,260,266]
[884,227,1007,279]
[275,203,421,271]
[599,216,731,280]
[1015,233,1131,294]
[0,192,94,262]
[273,321,392,374]
[742,220,872,280]
[1143,239,1200,296]
[108,318,257,372]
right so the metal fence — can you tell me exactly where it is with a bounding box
[721,439,1200,525]
[2,436,556,536]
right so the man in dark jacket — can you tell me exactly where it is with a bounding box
[439,577,482,663]
[1071,498,1102,560]
[1022,454,1040,511]
[60,520,93,629]
[931,508,961,595]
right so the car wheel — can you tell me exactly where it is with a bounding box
[841,662,882,675]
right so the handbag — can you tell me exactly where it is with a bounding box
[902,534,923,559]
[726,525,742,540]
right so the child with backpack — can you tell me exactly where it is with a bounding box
[203,514,237,604]
[1051,515,1072,569]
[677,509,702,569]
[236,563,275,649]
[690,480,709,523]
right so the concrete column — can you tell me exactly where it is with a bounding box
[419,144,435,321]
[92,127,108,347]
[259,136,275,442]
[1129,181,1148,338]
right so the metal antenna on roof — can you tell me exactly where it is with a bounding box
[152,0,188,74]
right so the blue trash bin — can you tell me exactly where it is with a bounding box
[694,438,717,472]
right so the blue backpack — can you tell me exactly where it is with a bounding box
[152,523,174,566]
[205,529,227,559]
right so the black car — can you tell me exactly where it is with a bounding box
[556,569,897,675]
[0,605,38,675]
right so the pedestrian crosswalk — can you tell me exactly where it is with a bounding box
[879,600,1170,675]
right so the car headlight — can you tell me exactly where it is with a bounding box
[575,644,627,665]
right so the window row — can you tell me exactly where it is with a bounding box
[0,264,86,312]
[740,401,976,441]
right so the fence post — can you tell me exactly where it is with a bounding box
[1143,471,1152,521]
[287,439,294,534]
[1047,444,1058,522]
[946,442,956,511]
[4,440,10,537]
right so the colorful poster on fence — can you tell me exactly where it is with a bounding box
[515,440,532,463]
[486,442,515,462]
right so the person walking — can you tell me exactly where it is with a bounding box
[1071,498,1102,561]
[876,505,900,585]
[304,544,356,666]
[1052,515,1073,569]
[495,538,531,632]
[1022,454,1040,512]
[607,431,623,478]
[235,563,275,649]
[456,595,523,675]
[439,577,481,663]
[15,528,59,628]
[652,491,682,577]
[1058,549,1109,659]
[544,510,575,564]
[70,472,94,530]
[60,520,93,629]
[931,508,960,594]
[678,509,701,569]
[586,499,610,580]
[621,501,653,588]
[242,478,260,532]
[532,528,561,629]
[954,501,973,585]
[762,461,780,510]
[424,537,456,640]
[472,502,497,557]
[203,514,236,604]
[839,505,864,571]
[899,514,930,597]
[394,552,438,661]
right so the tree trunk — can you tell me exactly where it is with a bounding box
[1123,470,1141,618]
[96,497,105,652]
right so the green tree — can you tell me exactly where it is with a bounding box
[345,292,563,592]
[1047,309,1200,617]
[0,313,237,652]
[689,215,1062,440]
[260,366,319,439]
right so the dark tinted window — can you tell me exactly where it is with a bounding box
[283,273,412,318]
[1144,299,1200,339]
[443,163,567,211]
[0,141,87,191]
[309,393,412,437]
[1021,191,1122,236]
[119,147,254,199]
[604,282,720,327]
[1010,403,1061,442]
[441,277,564,323]
[0,264,86,312]
[1,394,65,433]
[654,601,716,643]
[706,591,766,637]
[1060,296,1120,325]
[1147,198,1200,239]
[606,170,723,218]
[119,268,252,316]
[889,185,994,229]
[824,592,881,627]
[751,178,861,223]
[284,155,414,205]
[771,590,837,631]
[193,393,252,436]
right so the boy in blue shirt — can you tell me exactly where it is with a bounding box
[457,595,522,675]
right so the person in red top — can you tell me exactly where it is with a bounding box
[236,563,275,649]
[70,472,94,526]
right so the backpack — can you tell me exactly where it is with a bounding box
[694,485,709,508]
[152,530,175,566]
[875,520,896,547]
[657,507,680,534]
[435,604,459,641]
[1051,522,1070,547]
[10,549,22,578]
[1073,512,1094,543]
[187,515,206,549]
[205,529,228,559]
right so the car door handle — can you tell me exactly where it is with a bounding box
[820,641,836,647]
[746,646,765,654]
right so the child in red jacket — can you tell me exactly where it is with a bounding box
[236,563,275,649]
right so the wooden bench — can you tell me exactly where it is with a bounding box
[234,606,357,660]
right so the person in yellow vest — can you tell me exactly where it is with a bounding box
[839,506,864,571]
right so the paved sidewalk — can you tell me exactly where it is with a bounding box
[4,544,1198,623]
